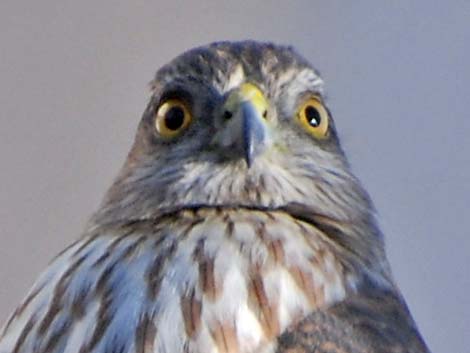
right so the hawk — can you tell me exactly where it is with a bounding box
[0,41,430,353]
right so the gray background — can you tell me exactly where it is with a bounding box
[0,1,468,352]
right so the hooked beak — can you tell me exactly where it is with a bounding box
[240,100,267,167]
[218,83,271,168]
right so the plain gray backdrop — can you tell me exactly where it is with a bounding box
[0,1,468,352]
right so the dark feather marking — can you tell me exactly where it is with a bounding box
[193,239,219,300]
[49,238,81,262]
[259,174,266,190]
[104,339,127,353]
[265,212,276,221]
[180,288,202,338]
[40,319,72,353]
[12,313,37,353]
[95,261,118,295]
[72,234,101,258]
[2,281,46,337]
[209,320,239,353]
[225,217,235,238]
[74,222,138,259]
[229,180,236,195]
[146,240,178,300]
[135,314,157,353]
[280,204,363,261]
[214,176,224,202]
[287,265,319,307]
[91,234,130,269]
[71,285,90,319]
[269,239,285,264]
[146,254,166,299]
[121,236,147,261]
[307,216,364,262]
[254,220,267,242]
[152,233,167,249]
[314,183,336,206]
[80,286,114,353]
[187,216,206,233]
[248,273,279,338]
[92,239,144,300]
[270,175,284,194]
[243,180,251,198]
[91,249,112,269]
[283,176,308,198]
[255,188,262,203]
[38,254,88,335]
[254,220,285,265]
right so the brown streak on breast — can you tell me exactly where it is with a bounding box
[308,255,327,304]
[294,220,322,253]
[180,288,202,338]
[209,320,239,353]
[320,251,342,284]
[199,256,219,300]
[268,239,285,264]
[248,273,280,338]
[193,239,221,301]
[135,314,157,353]
[254,221,267,242]
[254,221,285,266]
[225,218,235,238]
[287,266,319,307]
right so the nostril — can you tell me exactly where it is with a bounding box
[223,110,233,120]
[262,109,268,119]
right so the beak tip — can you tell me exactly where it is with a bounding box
[244,154,253,169]
[243,137,255,168]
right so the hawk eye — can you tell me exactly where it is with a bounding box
[297,97,329,139]
[155,99,192,138]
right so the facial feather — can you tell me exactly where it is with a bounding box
[94,42,368,228]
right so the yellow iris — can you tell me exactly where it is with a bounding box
[297,97,329,139]
[155,99,192,138]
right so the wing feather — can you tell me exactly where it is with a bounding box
[276,281,430,353]
[0,231,156,353]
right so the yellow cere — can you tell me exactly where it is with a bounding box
[226,83,269,118]
[297,97,329,139]
[155,99,192,138]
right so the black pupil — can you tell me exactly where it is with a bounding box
[223,110,233,120]
[305,106,321,127]
[164,106,185,130]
